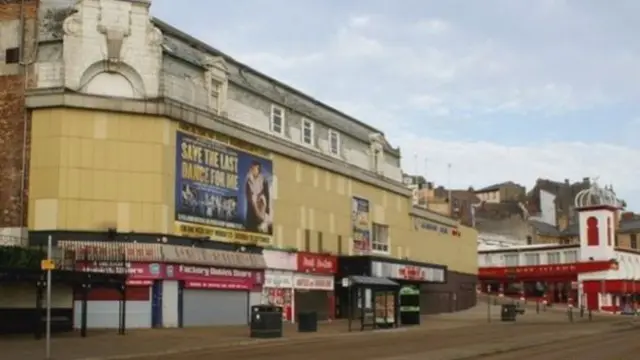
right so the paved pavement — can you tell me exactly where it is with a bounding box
[1,304,632,360]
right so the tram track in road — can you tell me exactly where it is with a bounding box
[454,322,640,360]
[131,321,623,360]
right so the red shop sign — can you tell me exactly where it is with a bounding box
[166,264,261,289]
[296,252,337,274]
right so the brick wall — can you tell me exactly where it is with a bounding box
[0,0,37,228]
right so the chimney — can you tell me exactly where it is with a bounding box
[564,178,569,185]
[427,182,434,190]
[582,177,590,185]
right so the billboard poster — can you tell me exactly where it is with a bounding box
[351,196,371,253]
[175,130,273,244]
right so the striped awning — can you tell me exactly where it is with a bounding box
[57,241,266,269]
[161,245,266,269]
[58,241,162,262]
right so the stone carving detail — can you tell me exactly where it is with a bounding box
[62,8,82,37]
[147,26,163,47]
[96,2,132,67]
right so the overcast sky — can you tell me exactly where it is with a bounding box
[152,0,640,210]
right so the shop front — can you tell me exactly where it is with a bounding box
[173,264,263,327]
[262,250,296,321]
[294,252,337,321]
[73,261,163,329]
[68,241,266,328]
[337,256,446,317]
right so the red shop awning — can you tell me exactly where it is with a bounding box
[479,260,617,280]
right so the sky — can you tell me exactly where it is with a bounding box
[152,0,640,211]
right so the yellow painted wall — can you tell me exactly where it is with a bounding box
[28,108,477,274]
[28,108,175,233]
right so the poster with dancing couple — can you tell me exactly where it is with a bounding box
[175,130,273,244]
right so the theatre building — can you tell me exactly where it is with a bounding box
[0,0,477,318]
[478,183,640,313]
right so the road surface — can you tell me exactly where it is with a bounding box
[131,320,637,360]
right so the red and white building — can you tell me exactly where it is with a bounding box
[478,183,639,313]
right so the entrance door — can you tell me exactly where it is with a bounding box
[181,289,248,326]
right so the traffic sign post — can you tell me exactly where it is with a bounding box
[42,236,54,359]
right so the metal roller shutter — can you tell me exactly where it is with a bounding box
[73,287,152,329]
[182,290,248,326]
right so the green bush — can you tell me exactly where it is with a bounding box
[0,247,46,269]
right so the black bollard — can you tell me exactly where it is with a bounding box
[580,306,584,318]
[536,301,540,314]
[568,307,574,322]
[588,309,593,321]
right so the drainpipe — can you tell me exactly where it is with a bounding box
[18,0,39,236]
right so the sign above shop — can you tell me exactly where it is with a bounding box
[264,270,294,288]
[263,249,297,271]
[296,252,337,274]
[76,261,263,288]
[371,261,445,283]
[293,273,334,291]
[413,219,461,237]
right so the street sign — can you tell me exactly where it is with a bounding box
[41,259,55,270]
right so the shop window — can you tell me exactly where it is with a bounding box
[504,254,518,267]
[631,234,638,250]
[547,252,560,264]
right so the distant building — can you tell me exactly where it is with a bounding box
[474,181,526,203]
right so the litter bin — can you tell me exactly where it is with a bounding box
[501,304,517,322]
[297,311,318,332]
[250,305,283,338]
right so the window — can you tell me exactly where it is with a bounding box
[547,252,560,264]
[524,253,540,266]
[371,223,389,253]
[301,118,314,145]
[270,105,285,135]
[615,234,619,247]
[483,254,493,266]
[563,250,577,263]
[631,234,638,250]
[504,254,518,267]
[328,129,340,156]
[4,48,19,64]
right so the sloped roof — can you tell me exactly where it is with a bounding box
[529,220,561,237]
[476,181,519,193]
[619,219,640,234]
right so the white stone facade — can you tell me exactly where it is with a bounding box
[62,0,162,98]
